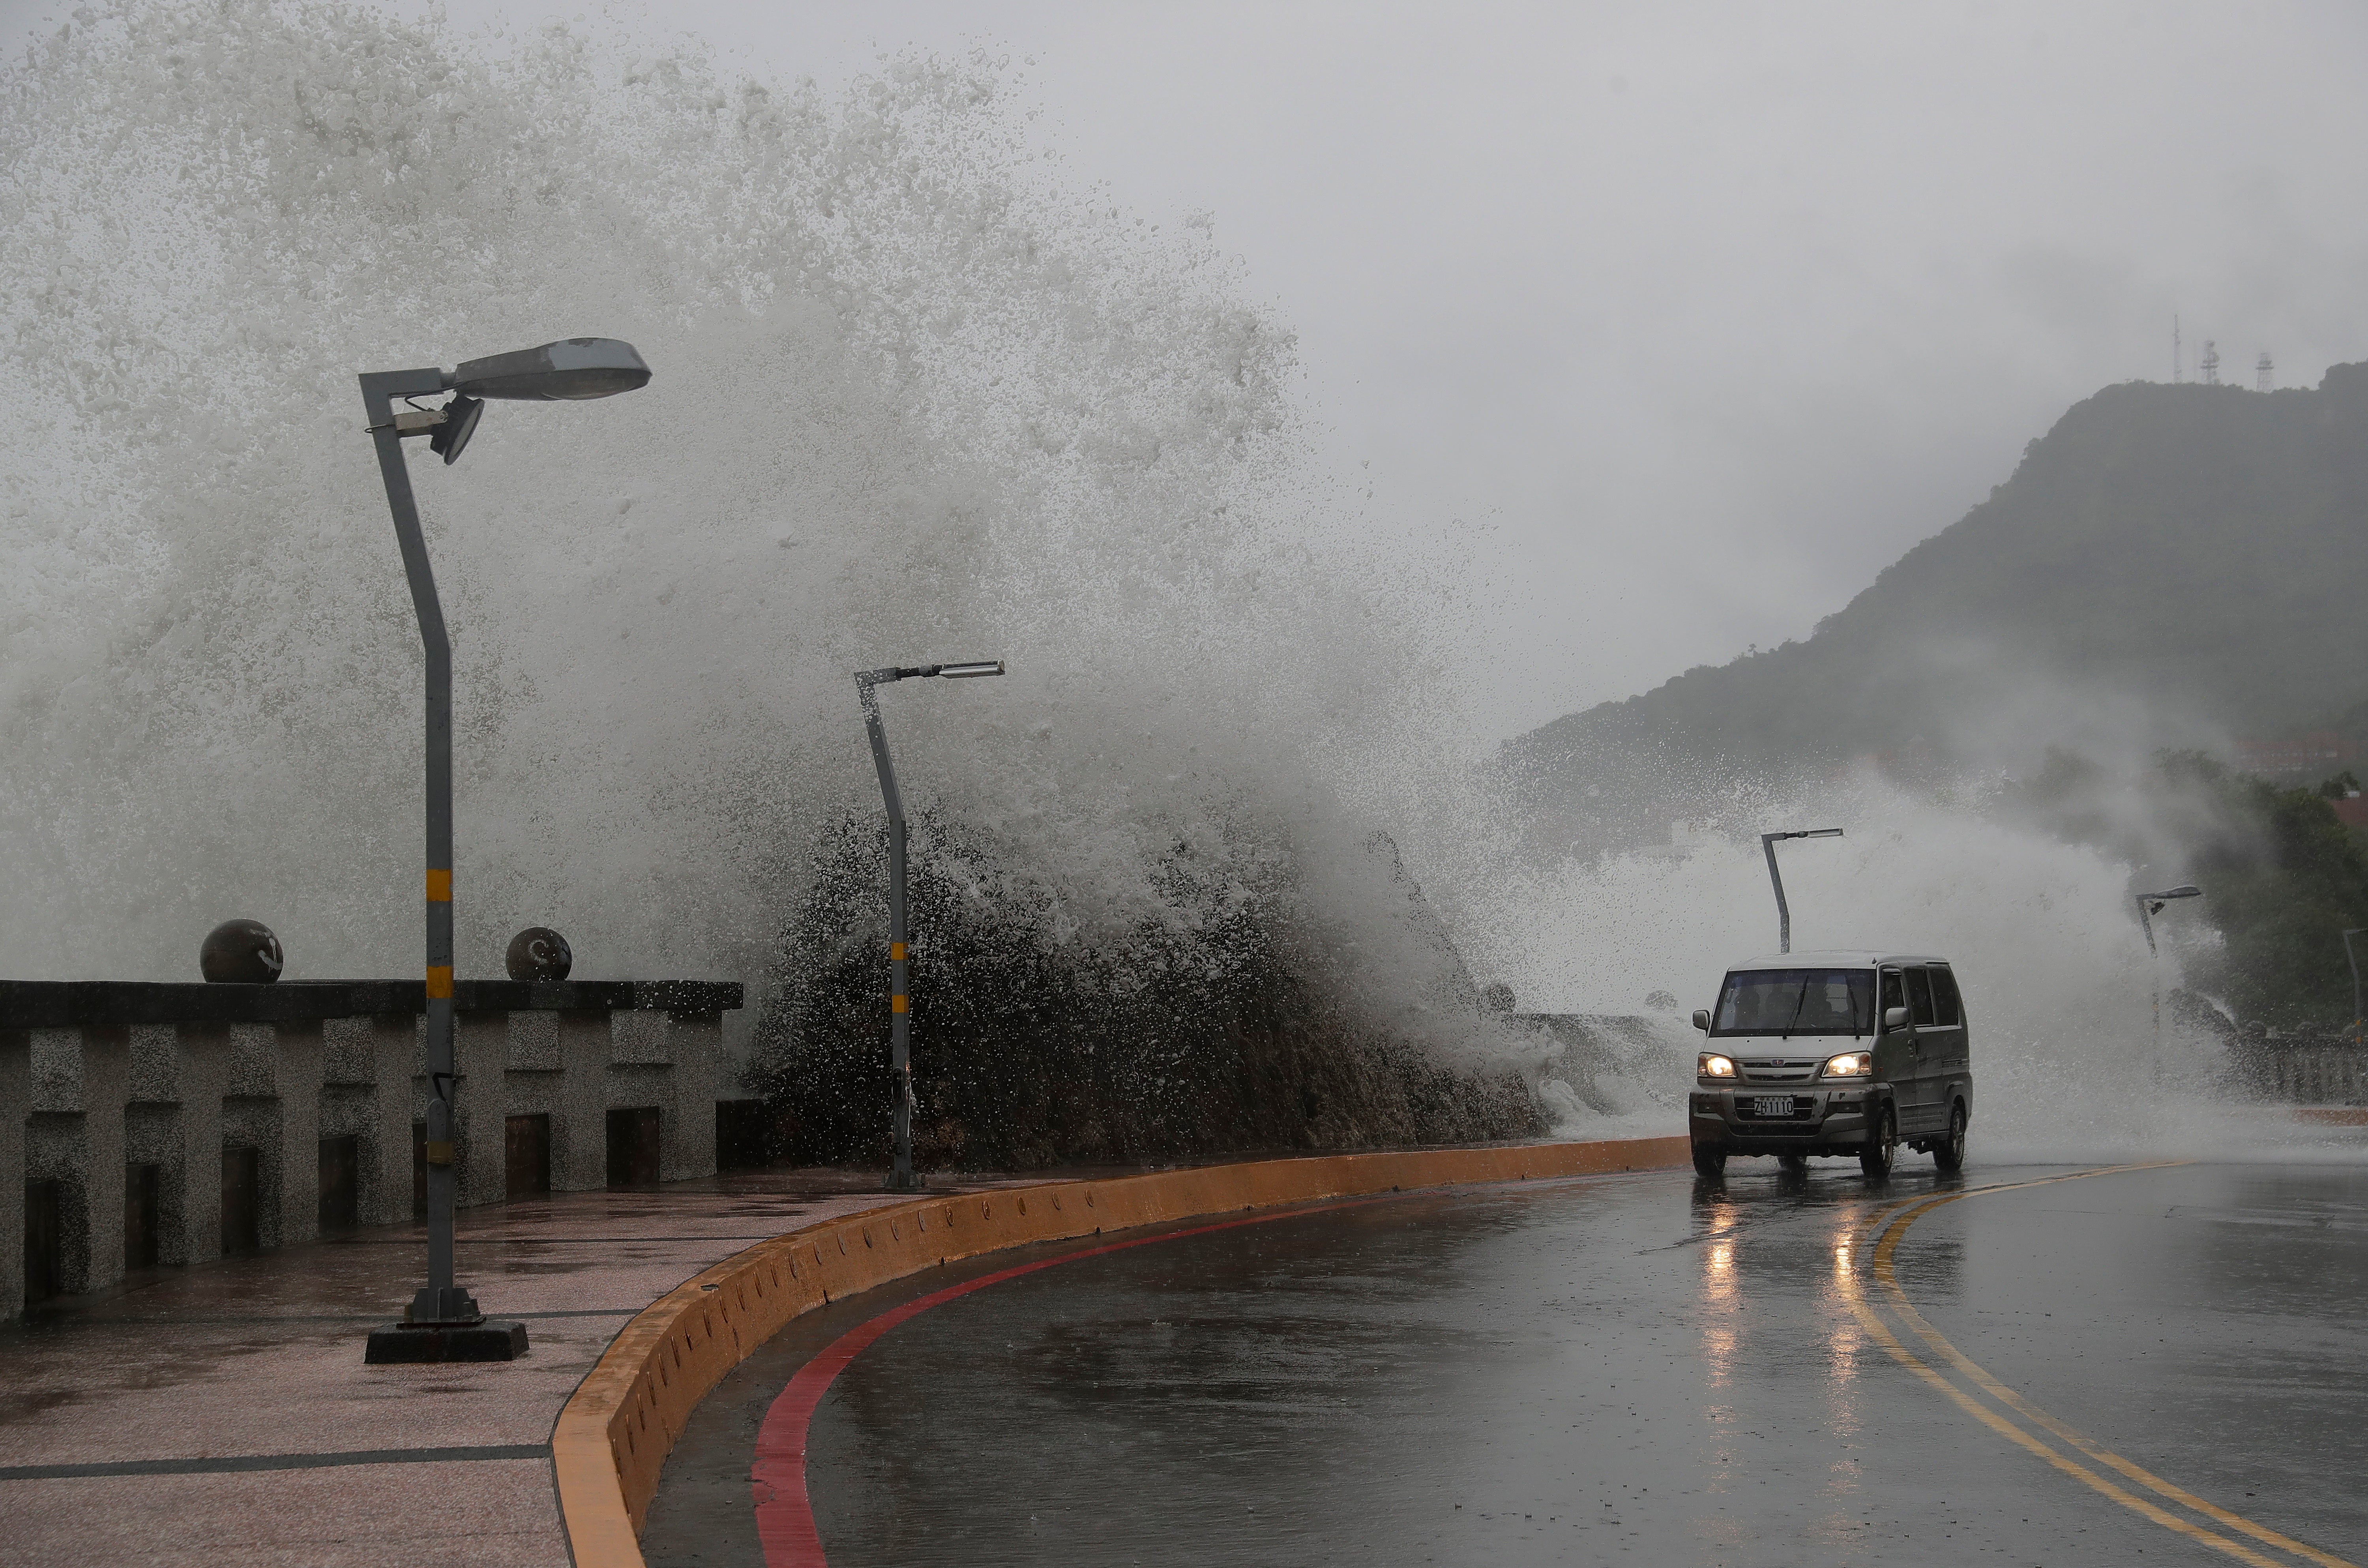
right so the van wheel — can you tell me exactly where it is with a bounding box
[1859,1106,1897,1179]
[1933,1102,1967,1173]
[1692,1142,1727,1180]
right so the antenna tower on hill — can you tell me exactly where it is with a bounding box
[2201,340,2221,386]
[2172,317,2183,382]
[2256,352,2274,392]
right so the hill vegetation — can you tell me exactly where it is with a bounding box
[1508,364,2368,849]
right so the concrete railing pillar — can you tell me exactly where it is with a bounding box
[662,1010,722,1181]
[0,1032,27,1315]
[273,1022,323,1248]
[43,1026,131,1297]
[362,1014,417,1227]
[555,1010,610,1192]
[165,1025,230,1266]
[455,1011,509,1208]
[222,1022,284,1250]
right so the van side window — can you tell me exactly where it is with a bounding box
[1928,967,1963,1026]
[1906,967,1936,1027]
[1879,968,1904,1025]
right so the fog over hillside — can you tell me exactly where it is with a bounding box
[1506,365,2368,856]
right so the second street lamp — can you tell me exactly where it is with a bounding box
[358,337,652,1364]
[2134,884,2203,1086]
[856,660,1005,1192]
[1761,828,1844,954]
[2342,927,2367,1045]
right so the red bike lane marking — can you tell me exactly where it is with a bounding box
[748,1196,1386,1566]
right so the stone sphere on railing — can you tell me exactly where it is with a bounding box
[200,920,284,984]
[506,927,573,982]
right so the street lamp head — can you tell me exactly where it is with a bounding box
[367,338,649,467]
[859,660,1007,685]
[427,394,483,466]
[2138,886,2203,902]
[448,337,652,401]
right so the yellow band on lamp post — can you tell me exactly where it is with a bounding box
[890,942,907,961]
[426,869,452,902]
[426,966,453,999]
[891,995,909,1014]
[424,1141,454,1166]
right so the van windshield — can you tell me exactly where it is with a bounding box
[1710,969,1875,1038]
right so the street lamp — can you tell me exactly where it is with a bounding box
[357,338,652,1364]
[2342,928,2367,1045]
[2134,885,2203,1085]
[1761,829,1844,954]
[855,661,1005,1193]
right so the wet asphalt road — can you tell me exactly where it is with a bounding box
[645,1159,2368,1567]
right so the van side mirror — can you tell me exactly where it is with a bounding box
[1691,1009,1711,1032]
[1883,1006,1911,1032]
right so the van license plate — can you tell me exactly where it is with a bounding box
[1752,1097,1794,1117]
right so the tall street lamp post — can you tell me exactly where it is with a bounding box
[2135,885,2203,1086]
[2343,927,2368,1044]
[856,661,1005,1193]
[1761,828,1844,954]
[358,338,651,1364]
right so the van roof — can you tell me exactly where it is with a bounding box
[1725,950,1952,970]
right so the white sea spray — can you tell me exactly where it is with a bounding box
[0,0,1551,1136]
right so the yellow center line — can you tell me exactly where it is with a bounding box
[1848,1165,2357,1568]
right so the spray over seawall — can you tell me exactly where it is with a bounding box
[0,0,1546,1151]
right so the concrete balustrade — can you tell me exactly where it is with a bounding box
[2256,1042,2368,1104]
[2,979,742,1318]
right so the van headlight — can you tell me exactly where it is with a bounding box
[1821,1051,1872,1078]
[1699,1053,1737,1079]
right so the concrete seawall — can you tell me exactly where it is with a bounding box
[2,979,740,1313]
[553,1133,1692,1566]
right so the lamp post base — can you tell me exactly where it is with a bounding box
[365,1320,529,1364]
[884,1171,927,1193]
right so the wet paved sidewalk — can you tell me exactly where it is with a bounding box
[0,1170,1008,1567]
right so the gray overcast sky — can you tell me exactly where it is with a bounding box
[12,0,2368,739]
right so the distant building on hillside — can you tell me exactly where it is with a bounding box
[2234,731,2345,781]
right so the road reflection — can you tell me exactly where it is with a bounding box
[644,1160,2366,1568]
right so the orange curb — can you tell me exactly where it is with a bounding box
[551,1134,1688,1566]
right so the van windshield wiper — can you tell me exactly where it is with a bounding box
[1782,977,1811,1040]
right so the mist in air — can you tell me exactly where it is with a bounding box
[0,0,2346,1162]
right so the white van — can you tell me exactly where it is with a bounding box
[1688,951,1972,1179]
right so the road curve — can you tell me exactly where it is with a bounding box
[644,1160,2368,1567]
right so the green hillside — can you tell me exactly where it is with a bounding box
[1508,363,2368,835]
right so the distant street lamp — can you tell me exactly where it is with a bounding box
[2135,885,2204,1085]
[358,338,651,1364]
[1761,829,1844,954]
[2343,928,2368,1045]
[856,661,1006,1192]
